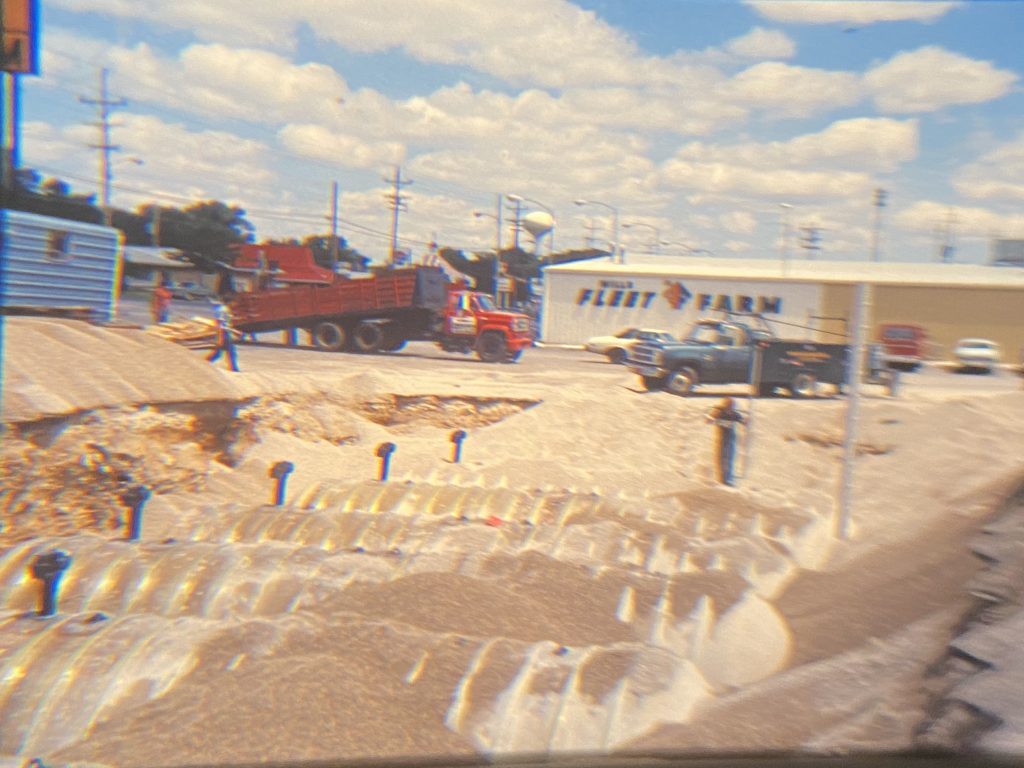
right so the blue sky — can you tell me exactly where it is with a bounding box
[16,1,1024,263]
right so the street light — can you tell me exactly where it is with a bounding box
[622,222,660,254]
[574,199,620,264]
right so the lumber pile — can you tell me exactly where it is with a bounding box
[146,317,235,349]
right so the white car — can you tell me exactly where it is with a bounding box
[952,338,1000,374]
[584,327,675,364]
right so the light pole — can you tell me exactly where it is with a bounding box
[870,188,887,262]
[622,222,660,254]
[473,210,502,300]
[574,199,620,264]
[507,194,555,253]
[778,203,793,270]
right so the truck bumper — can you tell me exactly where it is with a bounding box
[627,365,668,378]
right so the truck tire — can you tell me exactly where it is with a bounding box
[476,331,507,363]
[380,326,406,352]
[667,367,698,396]
[313,321,346,352]
[641,375,665,391]
[607,348,625,364]
[791,372,818,398]
[354,322,385,353]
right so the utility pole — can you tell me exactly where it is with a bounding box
[330,181,340,270]
[800,225,823,259]
[583,218,599,249]
[384,166,412,264]
[79,68,125,226]
[870,188,887,262]
[505,195,522,250]
[150,206,161,247]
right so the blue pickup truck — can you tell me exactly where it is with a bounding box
[626,314,893,397]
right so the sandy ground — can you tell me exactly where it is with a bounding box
[1,317,1023,766]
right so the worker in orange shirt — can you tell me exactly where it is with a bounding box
[150,281,172,324]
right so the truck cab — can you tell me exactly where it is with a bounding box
[442,289,533,362]
[877,323,929,371]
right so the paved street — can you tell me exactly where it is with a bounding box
[116,294,1022,396]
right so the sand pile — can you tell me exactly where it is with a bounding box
[1,317,1023,766]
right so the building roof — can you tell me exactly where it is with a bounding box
[544,254,1024,289]
[123,246,193,269]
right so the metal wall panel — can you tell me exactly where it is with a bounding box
[0,209,123,321]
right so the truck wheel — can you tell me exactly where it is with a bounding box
[641,376,665,391]
[667,367,698,396]
[313,321,346,352]
[791,372,818,398]
[354,322,385,353]
[476,331,507,363]
[607,348,625,364]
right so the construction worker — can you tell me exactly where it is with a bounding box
[150,280,172,324]
[206,302,240,372]
[705,397,746,486]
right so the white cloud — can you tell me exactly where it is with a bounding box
[953,132,1024,202]
[49,0,708,90]
[724,27,796,59]
[895,200,1024,239]
[719,211,759,234]
[745,1,960,26]
[664,116,918,198]
[278,125,406,170]
[725,62,863,117]
[865,46,1018,113]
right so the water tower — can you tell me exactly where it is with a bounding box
[522,211,554,252]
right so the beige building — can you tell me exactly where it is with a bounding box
[541,256,1024,361]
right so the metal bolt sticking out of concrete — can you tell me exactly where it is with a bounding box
[30,550,72,617]
[376,442,396,481]
[450,429,467,463]
[121,484,151,541]
[269,461,295,506]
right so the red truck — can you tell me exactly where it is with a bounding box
[226,264,533,363]
[877,323,930,371]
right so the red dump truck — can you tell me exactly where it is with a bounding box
[226,265,533,363]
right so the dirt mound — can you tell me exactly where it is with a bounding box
[2,317,240,423]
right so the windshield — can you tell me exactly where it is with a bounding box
[474,294,497,312]
[883,327,917,340]
[686,324,722,344]
[4,2,1024,767]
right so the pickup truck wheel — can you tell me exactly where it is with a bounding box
[476,331,507,363]
[667,367,698,396]
[791,372,818,398]
[607,348,625,364]
[641,375,665,391]
[313,321,346,352]
[354,322,385,353]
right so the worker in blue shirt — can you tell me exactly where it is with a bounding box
[206,302,240,372]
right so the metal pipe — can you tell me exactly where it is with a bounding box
[376,442,396,481]
[269,461,295,506]
[121,484,151,541]
[450,430,467,463]
[30,551,72,618]
[838,282,871,540]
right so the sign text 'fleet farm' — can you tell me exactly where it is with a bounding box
[575,280,783,314]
